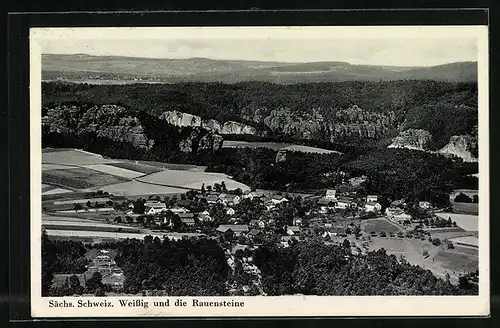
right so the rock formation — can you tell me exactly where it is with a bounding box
[438,135,478,162]
[160,110,202,128]
[388,129,433,151]
[220,121,257,135]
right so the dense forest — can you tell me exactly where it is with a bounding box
[42,80,477,150]
[113,237,229,295]
[41,81,478,202]
[41,234,478,296]
[41,231,89,296]
[253,240,478,296]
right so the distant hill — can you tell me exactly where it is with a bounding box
[42,54,477,83]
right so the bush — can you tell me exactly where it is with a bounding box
[431,238,442,246]
[454,193,472,203]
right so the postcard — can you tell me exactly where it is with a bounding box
[30,25,489,317]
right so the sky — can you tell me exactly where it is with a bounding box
[41,37,478,67]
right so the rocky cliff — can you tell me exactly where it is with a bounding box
[160,111,256,135]
[179,129,224,153]
[220,121,258,135]
[159,110,202,128]
[388,129,433,151]
[257,105,396,141]
[162,105,397,142]
[43,104,154,150]
[438,135,478,162]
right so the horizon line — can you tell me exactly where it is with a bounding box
[41,53,478,68]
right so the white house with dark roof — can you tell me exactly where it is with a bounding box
[271,195,289,205]
[145,202,167,215]
[365,201,382,213]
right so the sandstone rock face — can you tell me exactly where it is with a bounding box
[276,149,287,163]
[220,121,257,135]
[198,133,224,152]
[178,130,199,153]
[160,110,202,128]
[438,135,478,162]
[43,104,154,150]
[202,119,222,133]
[388,129,433,151]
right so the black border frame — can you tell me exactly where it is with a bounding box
[6,8,495,324]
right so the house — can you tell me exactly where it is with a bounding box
[335,197,355,209]
[249,219,258,226]
[271,195,289,205]
[385,207,412,225]
[280,235,297,248]
[366,195,378,203]
[196,210,212,221]
[205,194,219,204]
[218,194,241,206]
[264,201,276,211]
[419,201,432,209]
[324,223,333,229]
[144,200,162,207]
[293,217,302,226]
[365,201,382,213]
[287,225,301,236]
[247,229,262,238]
[169,206,189,214]
[226,208,236,216]
[145,202,167,215]
[390,199,406,208]
[349,175,367,187]
[325,189,337,200]
[216,224,249,236]
[180,217,196,226]
[317,198,336,213]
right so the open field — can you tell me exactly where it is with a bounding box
[42,220,140,233]
[222,140,342,154]
[42,167,129,190]
[362,218,403,234]
[42,187,74,195]
[42,163,78,170]
[44,229,201,241]
[96,180,189,196]
[123,160,207,172]
[137,169,250,191]
[448,236,479,248]
[53,197,111,205]
[282,144,342,155]
[429,230,476,241]
[435,212,478,231]
[42,149,119,165]
[223,141,293,151]
[81,164,144,179]
[108,162,163,175]
[450,201,479,215]
[432,249,478,273]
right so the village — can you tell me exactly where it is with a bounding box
[43,171,479,295]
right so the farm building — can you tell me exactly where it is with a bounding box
[169,206,189,214]
[216,224,249,236]
[286,226,301,236]
[218,194,241,206]
[325,189,337,200]
[145,202,167,215]
[336,197,355,209]
[365,201,382,213]
[385,207,412,224]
